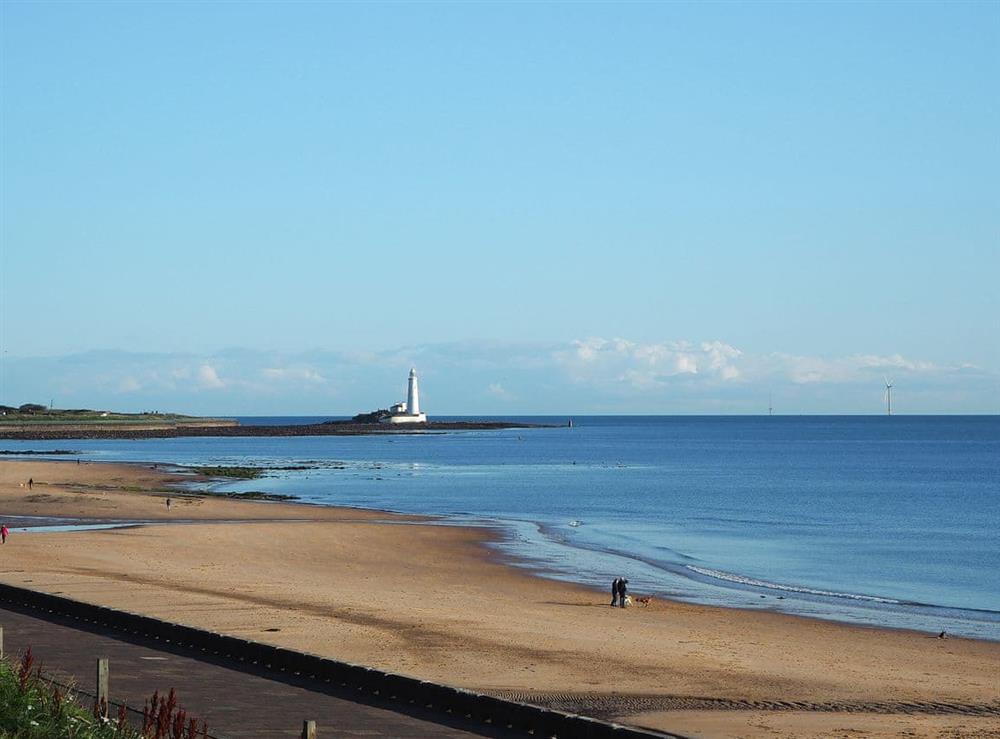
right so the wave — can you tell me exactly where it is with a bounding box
[686,566,911,605]
[523,522,1000,620]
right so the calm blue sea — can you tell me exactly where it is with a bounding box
[4,416,998,640]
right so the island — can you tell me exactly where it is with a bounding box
[0,368,559,439]
[0,403,549,440]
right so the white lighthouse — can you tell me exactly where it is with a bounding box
[384,368,427,424]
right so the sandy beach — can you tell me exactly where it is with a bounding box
[0,459,997,738]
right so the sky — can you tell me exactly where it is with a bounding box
[1,1,997,415]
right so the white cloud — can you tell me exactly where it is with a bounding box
[702,341,743,378]
[674,354,698,374]
[117,376,142,393]
[556,338,744,388]
[719,365,740,380]
[262,367,326,384]
[197,364,225,389]
[771,352,944,385]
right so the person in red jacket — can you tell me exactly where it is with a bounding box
[1,524,9,544]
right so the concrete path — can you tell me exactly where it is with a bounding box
[0,603,515,738]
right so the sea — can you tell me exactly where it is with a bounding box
[3,416,998,640]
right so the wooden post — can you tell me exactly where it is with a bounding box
[301,720,316,739]
[96,658,109,717]
[0,625,4,659]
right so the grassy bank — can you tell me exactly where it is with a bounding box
[0,409,202,426]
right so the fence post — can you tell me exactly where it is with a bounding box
[97,658,109,717]
[301,720,316,739]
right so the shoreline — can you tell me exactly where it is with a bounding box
[4,455,1000,642]
[5,456,999,641]
[1,458,998,737]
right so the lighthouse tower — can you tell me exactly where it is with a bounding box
[406,368,421,417]
[386,368,427,424]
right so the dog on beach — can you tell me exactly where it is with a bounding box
[634,596,652,607]
[622,595,632,607]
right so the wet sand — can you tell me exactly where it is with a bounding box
[1,459,997,737]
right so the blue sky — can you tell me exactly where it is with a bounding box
[1,2,997,414]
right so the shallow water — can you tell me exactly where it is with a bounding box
[3,416,998,639]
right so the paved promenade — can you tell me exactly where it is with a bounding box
[0,603,514,738]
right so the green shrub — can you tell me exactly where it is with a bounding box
[0,648,207,739]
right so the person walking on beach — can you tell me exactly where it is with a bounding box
[1,524,9,544]
[617,578,629,607]
[611,577,620,607]
[165,497,171,510]
[27,478,32,490]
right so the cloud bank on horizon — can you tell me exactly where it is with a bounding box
[2,338,994,416]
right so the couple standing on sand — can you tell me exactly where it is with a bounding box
[611,577,629,607]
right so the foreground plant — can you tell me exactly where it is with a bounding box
[140,690,206,739]
[0,647,208,739]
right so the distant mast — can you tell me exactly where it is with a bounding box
[885,378,893,416]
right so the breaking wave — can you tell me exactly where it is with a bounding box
[686,565,910,605]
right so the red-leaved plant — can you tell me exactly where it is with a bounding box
[141,688,207,739]
[17,647,34,694]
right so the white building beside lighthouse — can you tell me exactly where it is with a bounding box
[383,368,427,424]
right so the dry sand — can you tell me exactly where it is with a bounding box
[1,459,997,738]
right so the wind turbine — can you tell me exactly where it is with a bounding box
[884,377,893,416]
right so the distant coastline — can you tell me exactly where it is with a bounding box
[0,419,549,441]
